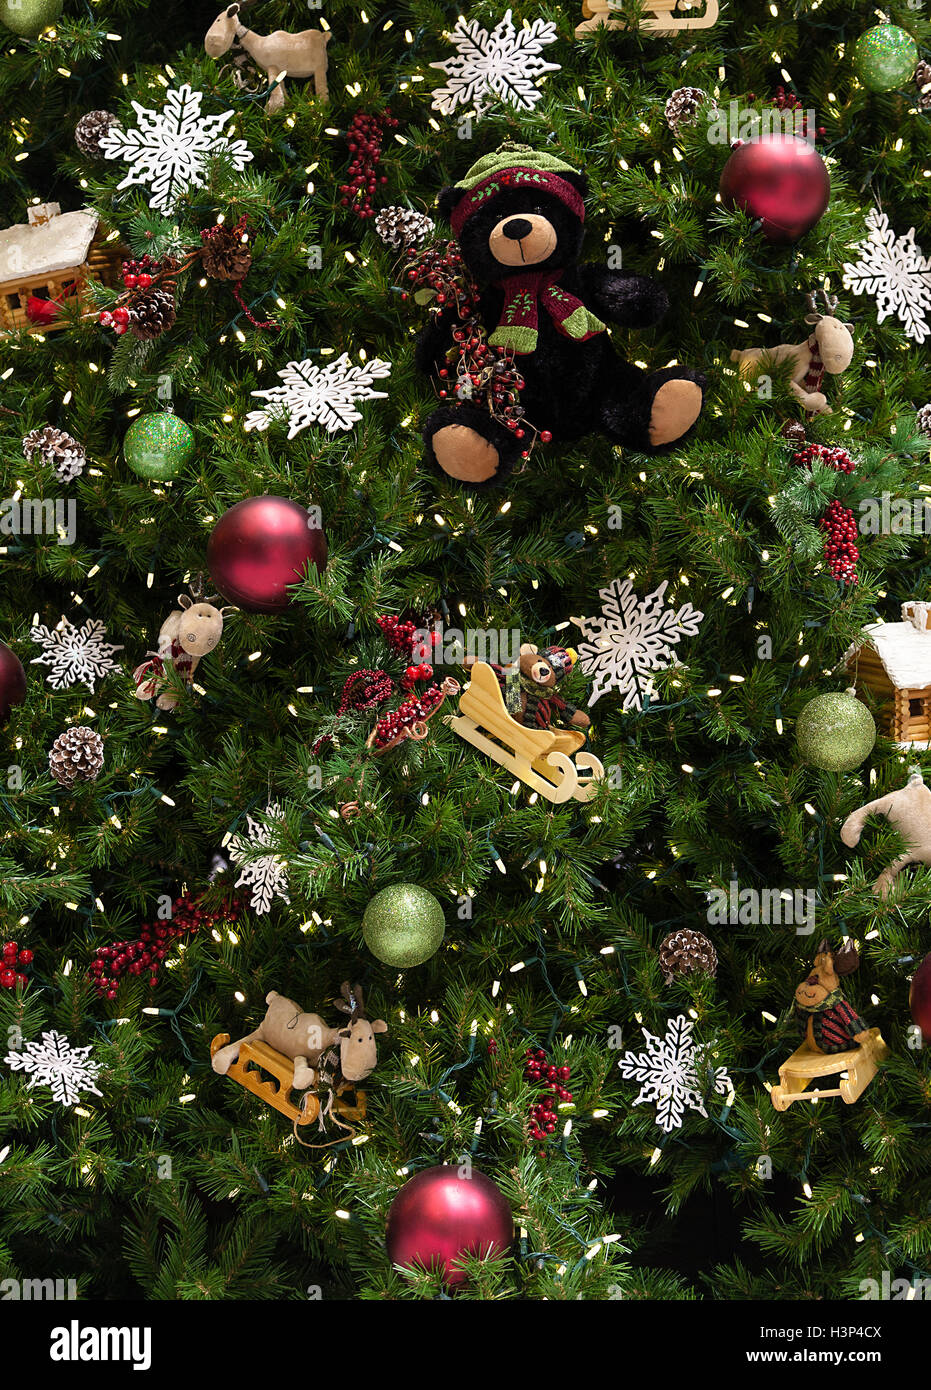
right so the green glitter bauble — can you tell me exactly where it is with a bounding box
[363,884,446,968]
[124,413,195,480]
[854,24,918,93]
[796,691,876,772]
[0,0,62,37]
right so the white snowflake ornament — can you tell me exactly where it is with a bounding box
[30,617,124,693]
[618,1014,733,1133]
[229,803,290,914]
[430,9,561,118]
[5,1030,103,1108]
[98,84,253,215]
[842,208,931,344]
[244,352,391,438]
[570,579,704,711]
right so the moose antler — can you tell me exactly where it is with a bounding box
[333,981,365,1018]
[832,940,860,976]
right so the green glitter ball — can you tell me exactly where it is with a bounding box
[854,24,918,93]
[363,884,446,968]
[124,413,195,480]
[796,690,876,772]
[0,0,62,38]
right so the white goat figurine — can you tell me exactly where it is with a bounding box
[205,1,330,113]
[730,291,854,416]
[133,588,235,712]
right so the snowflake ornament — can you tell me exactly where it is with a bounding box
[5,1030,103,1108]
[842,208,931,344]
[98,84,253,215]
[229,803,290,914]
[430,9,561,118]
[244,353,391,438]
[30,617,124,693]
[570,579,704,711]
[618,1014,733,1133]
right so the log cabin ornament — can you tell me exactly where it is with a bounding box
[133,584,235,712]
[447,644,605,803]
[770,939,888,1110]
[0,205,123,336]
[204,1,330,113]
[845,601,931,748]
[730,292,854,417]
[576,0,719,37]
[841,766,931,897]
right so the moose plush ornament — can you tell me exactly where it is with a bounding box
[205,1,330,112]
[841,767,931,896]
[730,292,854,416]
[416,144,705,488]
[133,585,234,712]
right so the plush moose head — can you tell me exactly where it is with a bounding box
[332,982,388,1082]
[794,938,860,1012]
[175,594,235,657]
[804,291,854,377]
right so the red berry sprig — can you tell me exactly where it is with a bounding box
[88,891,239,998]
[377,614,418,657]
[792,443,855,475]
[746,87,826,140]
[524,1047,573,1141]
[0,941,33,990]
[373,684,446,750]
[340,110,397,219]
[820,499,859,583]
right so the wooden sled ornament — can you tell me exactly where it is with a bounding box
[770,1028,888,1111]
[446,661,605,803]
[210,1032,367,1127]
[576,0,720,36]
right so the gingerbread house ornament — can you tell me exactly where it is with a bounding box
[0,205,123,335]
[845,601,931,747]
[576,0,719,37]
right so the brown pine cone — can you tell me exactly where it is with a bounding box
[916,60,931,111]
[75,109,120,157]
[22,425,86,482]
[658,928,718,982]
[916,402,931,437]
[664,87,709,134]
[200,224,252,282]
[375,206,435,250]
[780,420,807,445]
[129,287,177,341]
[48,727,105,787]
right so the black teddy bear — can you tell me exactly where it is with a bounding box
[415,144,706,488]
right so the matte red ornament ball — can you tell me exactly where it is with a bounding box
[207,496,328,614]
[910,953,931,1040]
[719,135,830,244]
[0,641,26,725]
[385,1166,513,1288]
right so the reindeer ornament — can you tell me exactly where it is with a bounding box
[841,767,931,897]
[731,291,854,416]
[205,1,330,113]
[133,585,234,711]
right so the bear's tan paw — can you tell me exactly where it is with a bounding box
[648,379,703,447]
[432,424,500,483]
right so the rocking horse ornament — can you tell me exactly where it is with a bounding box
[205,0,330,113]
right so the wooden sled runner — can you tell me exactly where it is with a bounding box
[210,1033,367,1128]
[770,1028,888,1111]
[576,0,720,36]
[446,661,605,804]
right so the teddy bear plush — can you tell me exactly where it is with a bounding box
[416,144,706,488]
[464,642,591,736]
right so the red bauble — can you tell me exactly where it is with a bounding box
[909,954,931,1041]
[207,496,328,614]
[719,136,830,244]
[0,641,26,724]
[385,1166,513,1287]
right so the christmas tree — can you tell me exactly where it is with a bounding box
[2,0,931,1315]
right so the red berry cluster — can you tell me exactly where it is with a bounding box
[311,667,394,755]
[373,684,445,750]
[524,1047,573,1141]
[377,614,418,657]
[340,110,397,219]
[747,87,826,139]
[98,255,172,335]
[89,891,239,998]
[820,499,859,583]
[0,941,33,990]
[120,254,157,290]
[792,443,856,475]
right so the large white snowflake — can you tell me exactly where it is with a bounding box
[244,353,391,438]
[430,9,561,118]
[30,617,124,693]
[229,803,290,914]
[98,84,253,215]
[570,579,704,711]
[618,1015,733,1134]
[842,208,931,345]
[5,1030,103,1108]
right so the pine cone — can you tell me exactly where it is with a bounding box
[375,206,435,250]
[75,110,119,158]
[129,287,177,341]
[916,60,931,111]
[22,425,86,482]
[658,928,718,981]
[200,224,252,282]
[917,403,931,437]
[780,420,808,445]
[664,87,708,134]
[48,727,105,787]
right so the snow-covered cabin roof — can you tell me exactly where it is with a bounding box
[0,210,99,284]
[847,616,931,690]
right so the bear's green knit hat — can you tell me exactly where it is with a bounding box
[455,143,580,190]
